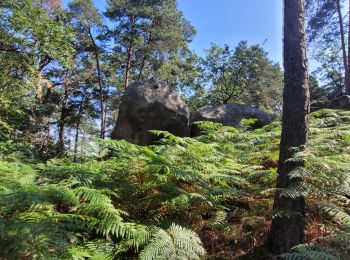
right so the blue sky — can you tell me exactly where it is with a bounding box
[63,0,284,64]
[178,0,283,64]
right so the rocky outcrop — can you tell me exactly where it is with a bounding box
[111,78,189,145]
[311,95,350,112]
[191,103,271,136]
[310,101,329,112]
[329,95,350,109]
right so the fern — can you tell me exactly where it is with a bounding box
[282,244,341,260]
[139,224,206,260]
[2,109,350,258]
[318,203,350,226]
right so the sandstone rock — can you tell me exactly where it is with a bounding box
[329,95,350,110]
[111,78,189,145]
[310,101,329,112]
[191,103,271,136]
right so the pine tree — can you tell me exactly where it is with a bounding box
[104,0,195,89]
[268,0,310,254]
[68,0,108,139]
[306,0,350,95]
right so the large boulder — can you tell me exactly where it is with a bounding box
[111,78,190,145]
[310,100,329,112]
[191,103,271,136]
[329,95,350,109]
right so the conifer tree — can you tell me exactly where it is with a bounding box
[104,0,195,89]
[307,0,350,95]
[268,0,310,254]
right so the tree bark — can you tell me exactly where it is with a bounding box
[268,0,310,254]
[346,0,350,94]
[138,55,147,81]
[88,28,106,139]
[58,71,70,152]
[124,16,136,89]
[124,42,132,89]
[336,0,349,94]
[138,23,154,80]
[74,98,84,162]
[58,103,68,151]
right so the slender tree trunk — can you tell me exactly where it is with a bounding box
[347,0,350,95]
[47,121,50,141]
[80,132,85,162]
[124,42,132,89]
[268,0,310,254]
[74,122,80,162]
[74,100,84,162]
[336,0,350,94]
[58,72,70,152]
[138,26,153,80]
[67,128,72,151]
[138,56,147,81]
[87,28,106,139]
[58,114,66,151]
[58,107,68,151]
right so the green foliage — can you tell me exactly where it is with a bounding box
[306,0,346,98]
[281,109,350,259]
[0,111,281,258]
[201,41,283,112]
[139,224,206,260]
[282,244,341,260]
[2,105,350,258]
[104,0,196,88]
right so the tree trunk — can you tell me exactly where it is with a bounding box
[138,56,147,81]
[58,112,66,151]
[74,122,80,162]
[67,128,72,151]
[74,98,84,162]
[268,0,310,254]
[347,0,350,95]
[88,28,106,139]
[336,0,350,95]
[58,71,70,152]
[124,42,132,89]
[80,132,85,161]
[138,25,153,80]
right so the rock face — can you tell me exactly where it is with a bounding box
[310,101,329,112]
[191,103,271,136]
[111,78,190,145]
[329,95,350,109]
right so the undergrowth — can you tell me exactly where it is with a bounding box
[0,109,349,259]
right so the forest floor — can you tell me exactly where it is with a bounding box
[0,109,350,259]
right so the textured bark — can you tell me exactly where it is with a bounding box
[347,0,350,95]
[74,122,80,162]
[88,28,106,139]
[58,85,69,150]
[268,0,310,254]
[138,23,153,80]
[138,55,147,81]
[336,0,349,94]
[124,42,132,89]
[74,98,84,162]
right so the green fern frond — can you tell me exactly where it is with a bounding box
[208,210,227,227]
[139,224,206,260]
[288,167,311,180]
[319,203,350,226]
[279,182,308,199]
[75,187,116,205]
[282,244,341,260]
